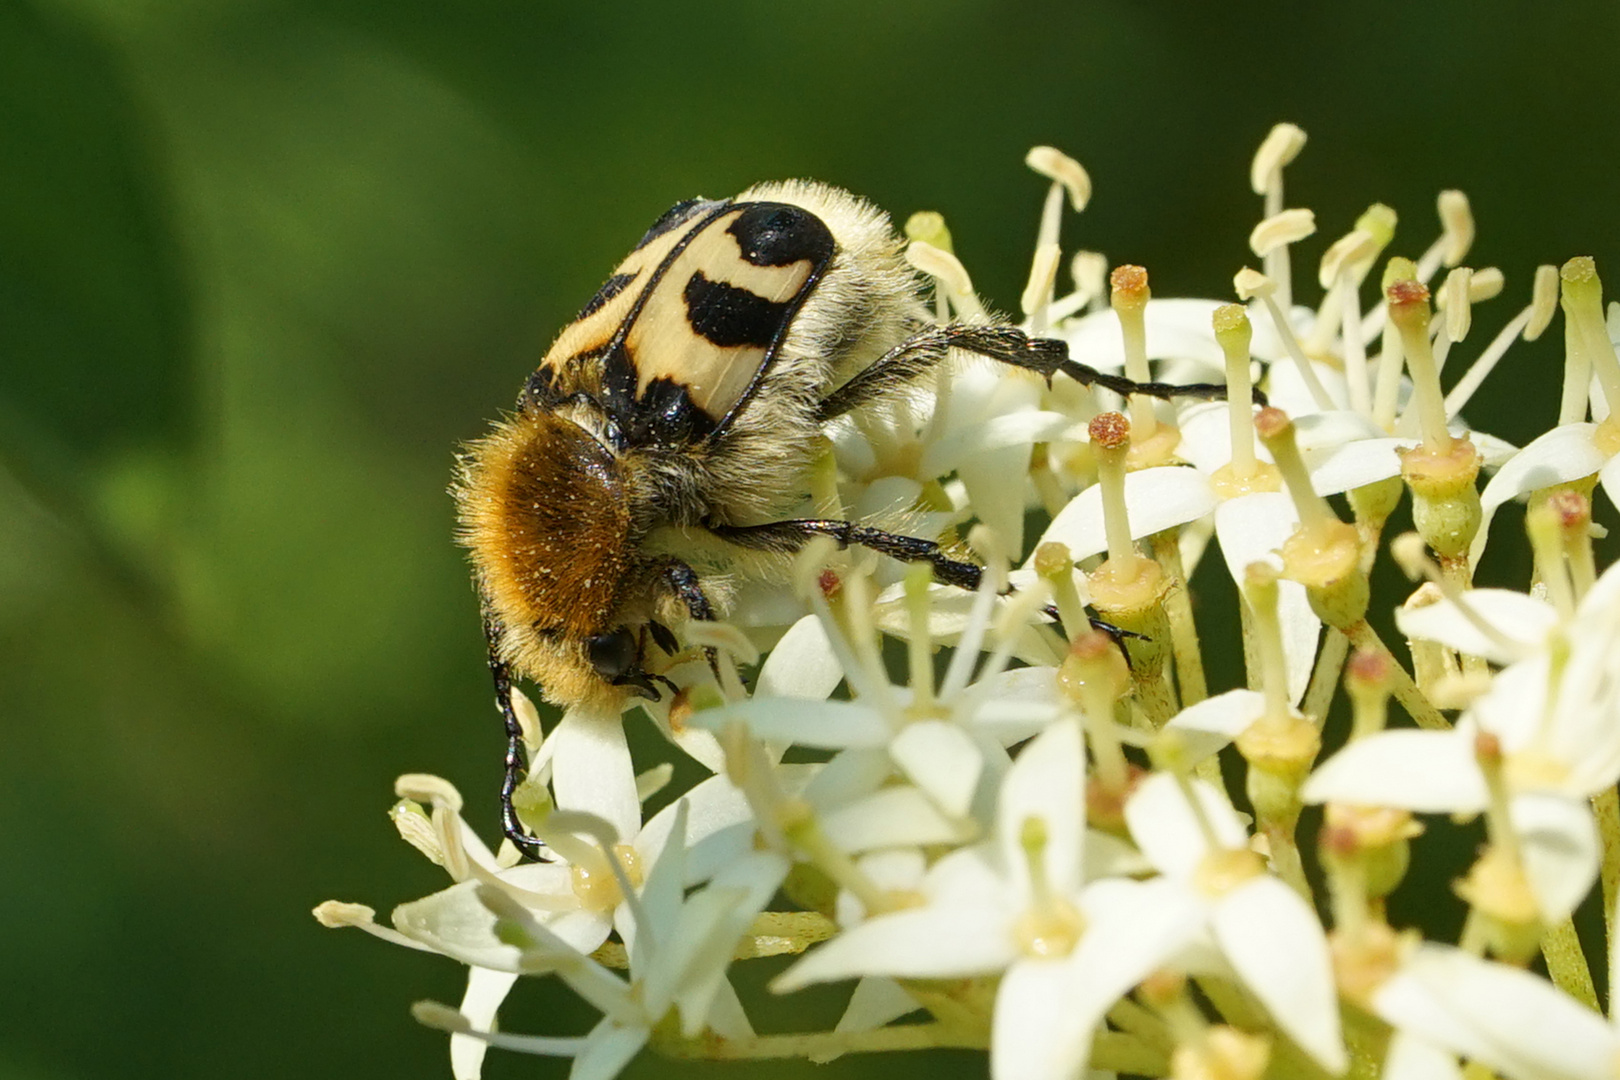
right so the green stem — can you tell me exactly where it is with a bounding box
[1152,530,1208,706]
[1302,627,1349,722]
[1595,786,1620,1013]
[1541,917,1599,1012]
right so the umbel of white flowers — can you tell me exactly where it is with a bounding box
[317,127,1620,1080]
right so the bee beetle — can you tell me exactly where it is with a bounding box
[455,181,1238,858]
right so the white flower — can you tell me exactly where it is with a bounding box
[1123,773,1348,1073]
[774,720,1204,1080]
[1370,938,1618,1080]
[416,801,790,1080]
[1306,562,1620,920]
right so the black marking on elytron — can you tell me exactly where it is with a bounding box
[597,201,738,438]
[706,204,835,439]
[727,203,837,268]
[577,271,637,320]
[683,271,796,350]
[632,375,718,443]
[634,198,723,251]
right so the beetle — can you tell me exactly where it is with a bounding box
[454,181,1238,857]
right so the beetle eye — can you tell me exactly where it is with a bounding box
[585,627,638,681]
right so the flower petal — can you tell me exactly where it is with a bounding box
[451,967,520,1080]
[1375,944,1616,1080]
[549,710,640,842]
[693,698,890,749]
[755,615,844,700]
[1302,729,1487,813]
[1035,467,1216,562]
[834,978,921,1035]
[775,903,1018,988]
[990,959,1100,1080]
[997,719,1086,894]
[1124,773,1249,877]
[1472,423,1606,567]
[1212,877,1346,1074]
[1212,492,1318,703]
[891,719,984,820]
[1165,688,1266,762]
[569,1018,647,1080]
[1394,590,1557,664]
[822,785,974,852]
[1382,1030,1462,1080]
[1512,792,1601,922]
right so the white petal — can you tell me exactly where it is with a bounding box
[991,880,1206,1080]
[451,968,519,1080]
[569,1019,647,1080]
[802,748,891,809]
[1512,793,1601,922]
[959,439,1036,554]
[1375,945,1617,1080]
[550,710,639,842]
[1059,299,1228,372]
[1165,688,1266,762]
[1302,730,1487,813]
[991,959,1100,1080]
[666,853,790,1033]
[1473,423,1607,567]
[1212,493,1318,703]
[891,719,984,819]
[822,785,974,852]
[775,904,1018,988]
[1124,773,1249,876]
[755,616,844,700]
[1034,467,1216,562]
[1382,1030,1462,1080]
[1600,452,1620,513]
[636,775,754,882]
[1394,590,1557,664]
[704,978,755,1041]
[1212,877,1346,1074]
[835,978,921,1035]
[997,720,1086,894]
[392,882,609,972]
[1305,436,1408,495]
[694,698,890,749]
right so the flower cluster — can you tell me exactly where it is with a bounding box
[318,127,1620,1080]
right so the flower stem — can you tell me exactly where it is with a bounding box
[1151,529,1207,706]
[1540,918,1598,1012]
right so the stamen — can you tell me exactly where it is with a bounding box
[1443,305,1535,419]
[906,211,954,321]
[1249,209,1317,260]
[1110,265,1158,438]
[903,562,937,712]
[938,527,1007,699]
[413,1001,589,1057]
[1249,123,1307,212]
[1025,145,1092,212]
[1035,541,1089,644]
[313,900,440,951]
[1526,263,1560,341]
[1309,204,1395,360]
[1021,241,1062,335]
[1234,267,1334,410]
[906,241,986,321]
[1417,190,1476,282]
[1250,122,1308,308]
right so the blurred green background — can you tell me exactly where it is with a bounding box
[4,1,1618,1078]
